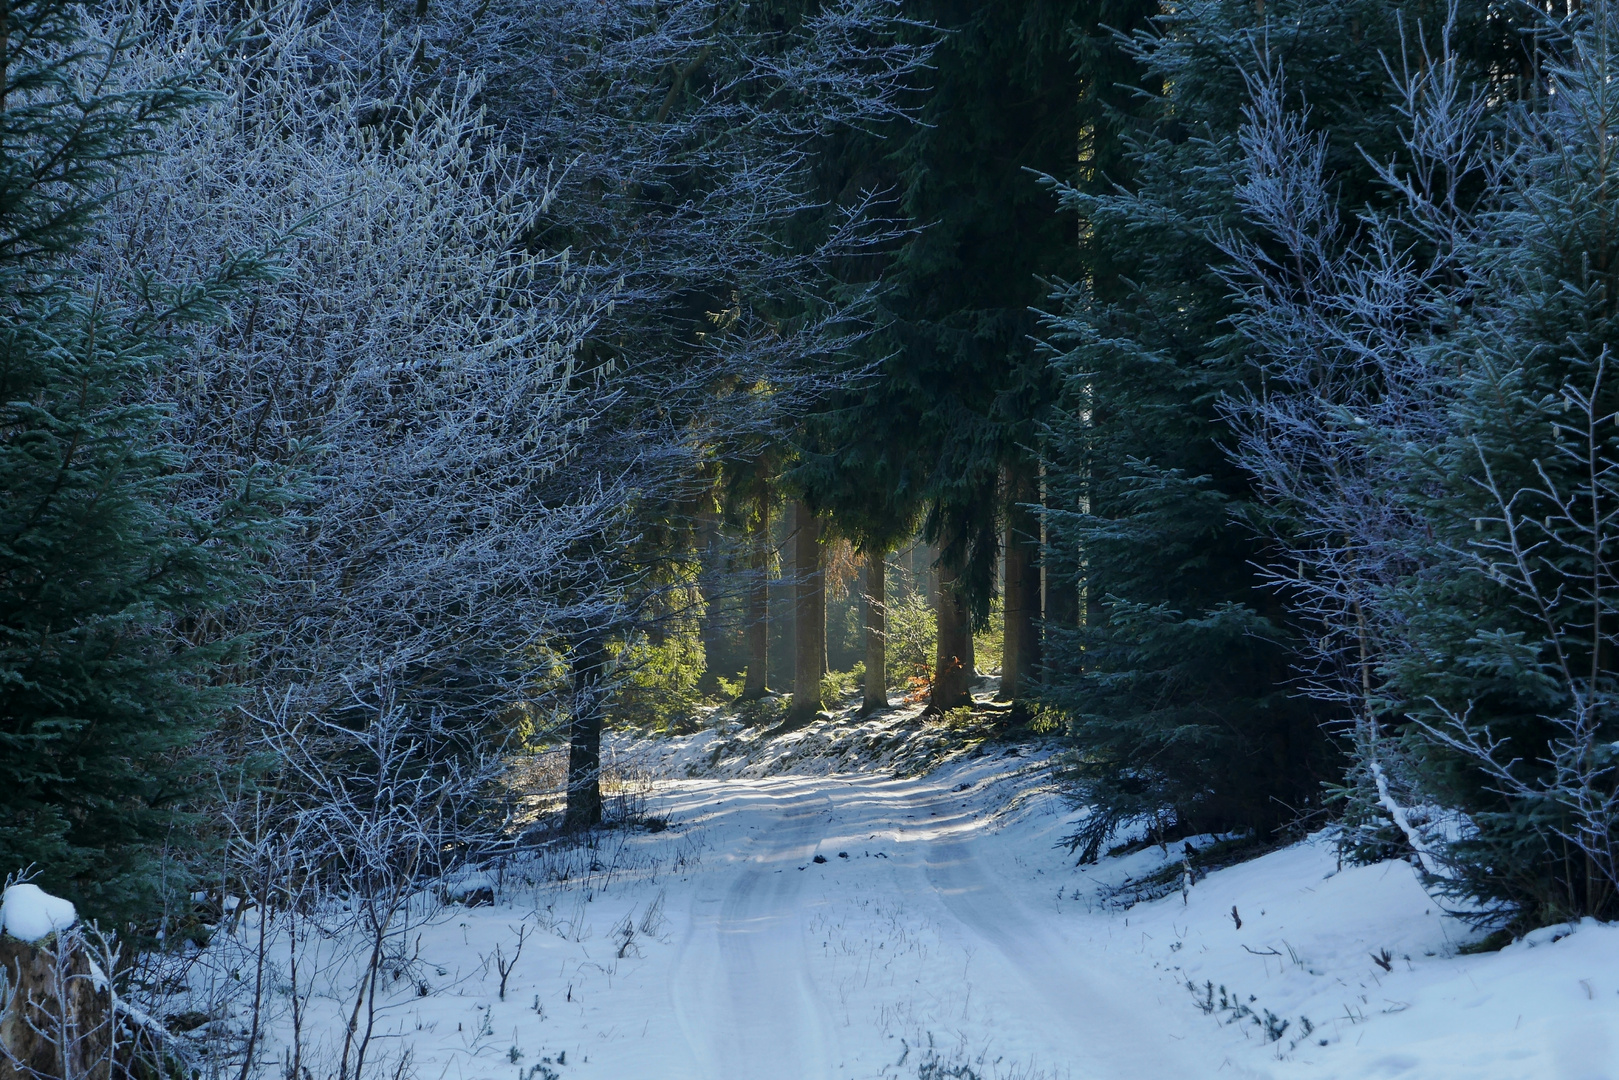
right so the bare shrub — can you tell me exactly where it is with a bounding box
[83,0,620,751]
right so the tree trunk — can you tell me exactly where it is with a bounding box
[741,493,770,699]
[696,507,724,695]
[0,928,116,1080]
[817,566,827,682]
[788,500,825,725]
[563,634,607,829]
[964,602,976,679]
[1044,471,1080,633]
[922,542,938,605]
[1000,463,1042,699]
[861,551,889,714]
[929,553,972,714]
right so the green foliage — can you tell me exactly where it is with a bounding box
[1023,702,1065,736]
[713,673,746,701]
[820,663,864,709]
[0,0,279,931]
[606,632,706,734]
[1039,0,1445,853]
[735,692,789,729]
[885,590,937,698]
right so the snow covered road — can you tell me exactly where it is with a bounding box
[266,736,1619,1080]
[672,786,842,1079]
[923,798,1203,1079]
[651,770,1210,1079]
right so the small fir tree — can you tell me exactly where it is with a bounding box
[1038,0,1461,856]
[0,0,276,930]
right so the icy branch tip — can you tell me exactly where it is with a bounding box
[0,883,78,943]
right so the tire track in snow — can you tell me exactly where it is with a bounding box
[671,786,841,1079]
[659,774,1214,1080]
[921,795,1207,1079]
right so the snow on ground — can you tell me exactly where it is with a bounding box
[1119,837,1619,1080]
[612,690,1028,782]
[183,697,1619,1080]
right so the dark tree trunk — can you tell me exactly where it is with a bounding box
[741,493,771,699]
[861,551,888,714]
[788,500,825,725]
[964,609,975,677]
[563,634,607,829]
[923,542,938,605]
[929,553,972,714]
[1043,471,1081,633]
[1000,463,1042,699]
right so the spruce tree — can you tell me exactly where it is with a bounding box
[1375,5,1619,926]
[1039,0,1455,856]
[796,0,1112,712]
[1212,1,1619,929]
[0,1,275,929]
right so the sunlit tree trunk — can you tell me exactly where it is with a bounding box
[788,500,825,724]
[861,551,889,713]
[741,492,771,699]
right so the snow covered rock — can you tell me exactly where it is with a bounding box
[0,883,77,943]
[442,873,496,907]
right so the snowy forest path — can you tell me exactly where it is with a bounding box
[919,790,1212,1078]
[651,769,1213,1079]
[669,785,842,1079]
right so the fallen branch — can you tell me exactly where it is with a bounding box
[1368,761,1449,878]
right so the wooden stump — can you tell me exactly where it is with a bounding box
[0,930,115,1080]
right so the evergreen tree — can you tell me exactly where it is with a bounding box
[1275,3,1619,927]
[1194,0,1619,930]
[0,1,275,929]
[1039,0,1460,857]
[796,0,1108,712]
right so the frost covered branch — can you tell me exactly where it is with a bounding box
[83,1,627,737]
